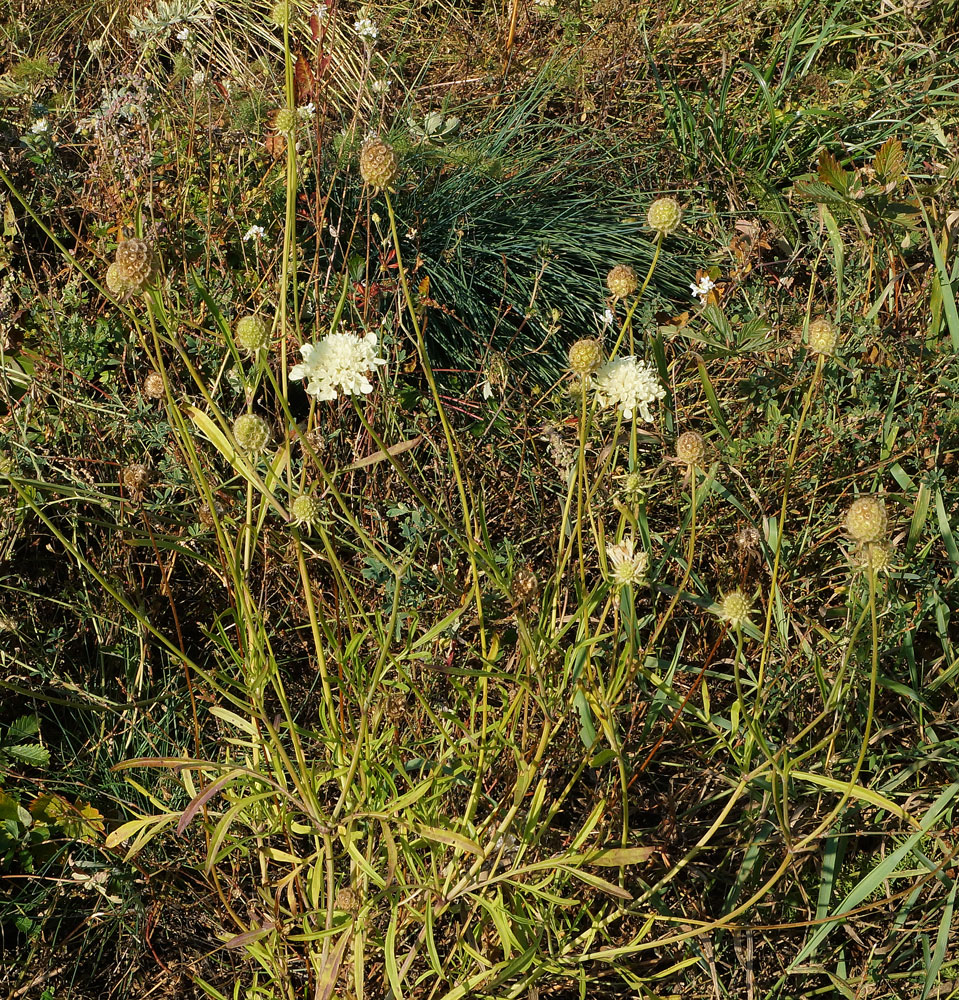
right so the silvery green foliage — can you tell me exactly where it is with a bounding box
[128,0,213,45]
[408,111,462,143]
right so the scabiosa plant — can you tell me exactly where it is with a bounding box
[676,430,706,467]
[593,357,665,421]
[844,497,888,545]
[605,536,649,587]
[359,137,398,191]
[851,540,896,577]
[235,315,271,354]
[646,197,682,236]
[232,414,271,453]
[289,331,387,401]
[290,492,323,528]
[717,589,753,631]
[108,238,157,296]
[142,370,165,399]
[606,264,638,299]
[273,108,298,133]
[807,317,839,356]
[510,565,539,606]
[568,338,603,376]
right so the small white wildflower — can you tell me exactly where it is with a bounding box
[315,2,329,21]
[690,275,716,303]
[353,17,378,38]
[297,102,316,119]
[481,380,494,400]
[370,79,389,95]
[176,26,191,41]
[593,356,665,422]
[30,119,50,135]
[243,225,266,242]
[289,331,388,401]
[192,70,206,86]
[87,38,104,53]
[599,307,614,327]
[605,536,649,588]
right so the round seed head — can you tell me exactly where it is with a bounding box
[143,371,165,399]
[269,1,291,25]
[335,886,361,915]
[620,470,645,503]
[106,261,136,297]
[567,337,603,376]
[851,541,895,576]
[235,314,271,353]
[232,413,271,453]
[122,463,151,494]
[114,238,157,291]
[511,565,539,605]
[646,197,682,236]
[273,107,297,133]
[718,589,752,630]
[607,264,638,299]
[676,430,706,467]
[807,317,839,356]
[290,492,323,527]
[844,497,887,544]
[359,137,399,191]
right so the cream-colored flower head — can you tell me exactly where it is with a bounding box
[232,413,270,453]
[568,338,603,376]
[647,197,682,236]
[593,357,665,421]
[359,137,398,191]
[807,317,839,356]
[607,264,638,299]
[606,536,649,587]
[717,589,752,630]
[289,331,387,401]
[844,497,887,545]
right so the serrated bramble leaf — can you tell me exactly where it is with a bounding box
[818,150,851,193]
[874,136,906,185]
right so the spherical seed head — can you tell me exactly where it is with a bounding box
[359,137,398,191]
[807,317,839,356]
[646,197,682,236]
[198,499,226,527]
[568,338,603,376]
[844,497,888,544]
[143,371,165,399]
[114,238,157,290]
[273,108,297,133]
[852,540,895,576]
[290,492,323,526]
[607,264,638,299]
[511,565,539,605]
[719,589,752,630]
[122,463,151,493]
[335,886,361,915]
[621,470,644,503]
[676,430,706,466]
[269,0,290,25]
[106,261,135,297]
[232,413,270,453]
[235,314,270,353]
